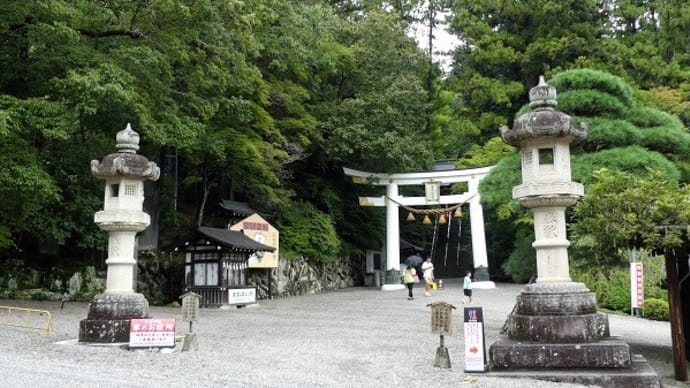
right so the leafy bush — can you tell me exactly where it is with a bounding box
[644,298,670,321]
[549,69,635,109]
[573,269,625,312]
[278,200,341,263]
[558,89,629,118]
[583,118,643,150]
[572,146,680,185]
[628,107,684,130]
[571,250,668,317]
[501,227,536,283]
[642,254,667,300]
[597,266,631,312]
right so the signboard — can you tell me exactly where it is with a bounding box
[129,318,176,348]
[228,287,256,305]
[425,180,440,202]
[180,292,201,322]
[463,307,486,372]
[630,262,644,309]
[429,302,455,335]
[230,213,279,268]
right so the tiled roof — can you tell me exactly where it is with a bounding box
[197,227,275,252]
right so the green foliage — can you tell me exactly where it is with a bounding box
[572,147,680,184]
[642,254,668,300]
[447,0,607,146]
[501,227,536,283]
[580,118,643,150]
[483,68,690,282]
[636,86,690,129]
[478,152,520,213]
[644,298,670,321]
[549,69,635,109]
[628,107,685,130]
[571,262,630,313]
[571,168,690,263]
[278,201,342,263]
[557,90,629,118]
[455,137,515,169]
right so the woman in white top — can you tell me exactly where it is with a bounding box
[421,257,434,296]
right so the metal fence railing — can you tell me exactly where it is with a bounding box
[0,306,55,335]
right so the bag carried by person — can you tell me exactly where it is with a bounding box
[430,281,437,290]
[413,275,420,283]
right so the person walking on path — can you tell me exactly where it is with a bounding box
[421,257,435,297]
[463,269,473,304]
[402,266,418,300]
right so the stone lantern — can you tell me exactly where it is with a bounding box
[79,123,160,343]
[501,76,587,283]
[489,77,658,386]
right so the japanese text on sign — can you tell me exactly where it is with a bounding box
[630,262,644,309]
[228,288,256,305]
[429,302,454,335]
[129,318,176,348]
[463,307,486,372]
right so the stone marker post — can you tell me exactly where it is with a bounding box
[180,291,201,351]
[428,302,456,368]
[489,77,659,387]
[79,123,160,343]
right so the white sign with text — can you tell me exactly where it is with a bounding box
[463,307,486,372]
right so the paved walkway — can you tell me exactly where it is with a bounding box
[0,280,688,387]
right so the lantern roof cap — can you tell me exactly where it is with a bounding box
[116,123,140,153]
[500,75,587,146]
[90,123,160,181]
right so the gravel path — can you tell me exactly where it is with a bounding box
[0,281,687,388]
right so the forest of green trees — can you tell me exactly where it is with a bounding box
[3,1,690,313]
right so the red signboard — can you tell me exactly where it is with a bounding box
[129,318,176,348]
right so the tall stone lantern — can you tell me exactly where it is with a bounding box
[79,123,160,343]
[501,76,587,283]
[489,77,653,383]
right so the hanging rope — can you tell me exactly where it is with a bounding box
[385,192,477,215]
[456,218,462,267]
[430,214,439,263]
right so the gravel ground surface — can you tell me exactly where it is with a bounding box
[0,280,687,388]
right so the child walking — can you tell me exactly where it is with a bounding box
[463,269,473,304]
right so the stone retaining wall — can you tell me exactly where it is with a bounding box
[0,254,366,303]
[249,256,363,299]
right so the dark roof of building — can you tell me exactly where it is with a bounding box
[400,238,423,252]
[197,227,275,252]
[219,200,256,216]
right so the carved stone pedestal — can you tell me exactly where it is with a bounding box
[488,282,660,387]
[78,293,149,343]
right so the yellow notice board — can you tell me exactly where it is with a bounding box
[229,213,279,268]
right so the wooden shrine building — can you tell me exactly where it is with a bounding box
[176,226,275,307]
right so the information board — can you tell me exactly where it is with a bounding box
[630,262,644,309]
[229,213,279,268]
[228,287,256,305]
[463,306,486,372]
[129,318,176,348]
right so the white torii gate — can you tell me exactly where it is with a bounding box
[343,166,495,290]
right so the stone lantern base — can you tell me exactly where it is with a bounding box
[488,282,660,387]
[78,292,150,343]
